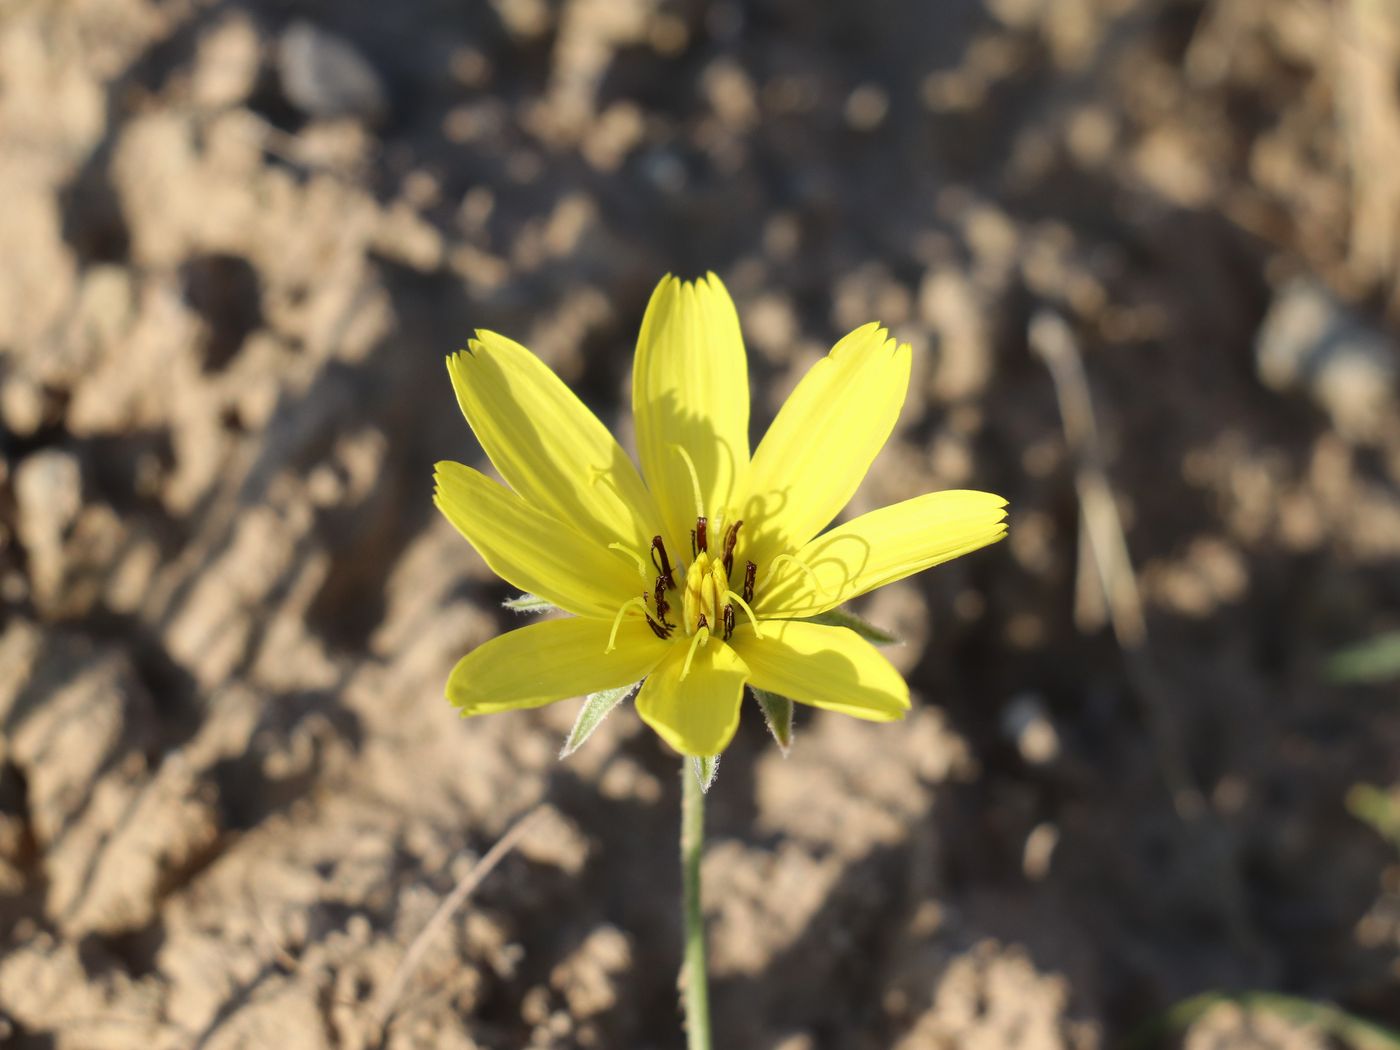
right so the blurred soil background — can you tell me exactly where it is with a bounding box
[2,0,1400,1046]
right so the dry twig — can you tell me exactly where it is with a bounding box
[1029,311,1205,820]
[373,805,547,1038]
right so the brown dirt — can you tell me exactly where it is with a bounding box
[2,0,1399,1047]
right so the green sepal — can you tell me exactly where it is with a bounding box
[689,754,719,793]
[503,593,555,614]
[802,607,900,646]
[751,687,795,755]
[559,684,637,758]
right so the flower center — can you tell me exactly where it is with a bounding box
[682,552,728,637]
[607,512,765,649]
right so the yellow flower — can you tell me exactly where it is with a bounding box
[434,273,1008,757]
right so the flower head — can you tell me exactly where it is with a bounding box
[434,274,1008,757]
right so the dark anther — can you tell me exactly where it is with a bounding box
[690,528,697,559]
[696,613,709,634]
[641,593,669,641]
[742,560,756,604]
[721,519,742,578]
[722,603,735,641]
[695,516,708,555]
[651,535,674,589]
[654,577,673,628]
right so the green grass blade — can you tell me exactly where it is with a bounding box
[1131,991,1400,1050]
[1327,631,1400,684]
[1347,784,1400,850]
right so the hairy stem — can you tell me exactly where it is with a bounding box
[681,765,711,1050]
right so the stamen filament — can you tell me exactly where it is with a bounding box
[724,590,762,637]
[670,444,705,519]
[606,596,650,652]
[608,542,650,580]
[681,623,710,680]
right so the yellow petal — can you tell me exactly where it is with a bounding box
[758,490,1008,618]
[435,461,639,617]
[447,616,664,715]
[740,324,910,568]
[730,619,909,721]
[632,274,750,557]
[635,639,749,756]
[448,332,660,552]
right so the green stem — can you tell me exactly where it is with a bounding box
[681,764,711,1050]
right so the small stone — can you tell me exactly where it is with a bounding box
[844,83,890,131]
[1022,822,1059,880]
[75,265,136,359]
[0,374,45,437]
[639,148,686,195]
[650,13,689,55]
[1000,692,1061,766]
[14,450,82,546]
[744,294,799,358]
[13,450,82,611]
[921,267,991,401]
[449,47,492,88]
[277,21,387,124]
[703,58,758,131]
[192,13,262,110]
[1255,278,1397,442]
